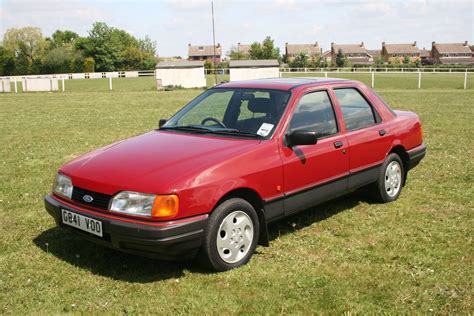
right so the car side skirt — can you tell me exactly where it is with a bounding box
[263,164,382,223]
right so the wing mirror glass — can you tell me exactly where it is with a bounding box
[286,130,317,147]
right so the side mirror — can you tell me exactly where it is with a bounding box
[158,119,168,128]
[285,130,317,147]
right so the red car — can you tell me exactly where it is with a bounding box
[45,78,426,271]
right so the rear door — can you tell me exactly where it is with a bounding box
[280,89,349,215]
[332,87,392,189]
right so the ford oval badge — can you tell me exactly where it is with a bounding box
[83,195,94,203]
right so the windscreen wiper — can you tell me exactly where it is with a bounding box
[159,125,213,133]
[207,128,262,138]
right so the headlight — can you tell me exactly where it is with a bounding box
[109,191,179,218]
[53,173,73,199]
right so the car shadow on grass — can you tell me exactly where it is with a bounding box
[33,189,374,282]
[265,189,373,242]
[33,227,210,283]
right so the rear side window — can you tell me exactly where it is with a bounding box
[334,88,378,131]
[289,90,338,137]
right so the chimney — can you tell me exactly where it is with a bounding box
[315,42,318,47]
[360,41,364,47]
[217,43,221,48]
[464,40,468,46]
[382,41,386,47]
[413,41,417,47]
[432,41,436,46]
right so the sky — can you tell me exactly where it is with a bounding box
[1,0,473,57]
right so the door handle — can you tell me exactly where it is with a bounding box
[379,129,386,136]
[334,141,343,148]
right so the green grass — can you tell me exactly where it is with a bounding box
[0,80,473,313]
[282,72,474,90]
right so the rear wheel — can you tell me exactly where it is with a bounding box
[198,198,259,271]
[371,153,404,203]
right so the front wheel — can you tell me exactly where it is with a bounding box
[198,198,259,271]
[371,153,404,203]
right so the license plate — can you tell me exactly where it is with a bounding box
[61,209,103,237]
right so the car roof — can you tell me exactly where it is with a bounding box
[216,77,354,91]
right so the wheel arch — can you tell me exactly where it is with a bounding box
[213,187,269,247]
[388,145,409,186]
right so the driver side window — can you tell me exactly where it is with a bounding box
[177,91,233,126]
[289,90,338,137]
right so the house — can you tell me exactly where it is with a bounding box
[321,50,332,63]
[285,43,320,61]
[188,44,222,62]
[381,42,420,62]
[431,41,474,64]
[236,43,252,57]
[367,49,381,60]
[229,59,279,81]
[331,42,373,65]
[419,48,431,62]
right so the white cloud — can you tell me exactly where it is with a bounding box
[0,0,106,36]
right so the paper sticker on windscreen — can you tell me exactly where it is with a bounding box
[257,123,274,137]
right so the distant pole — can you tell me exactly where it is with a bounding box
[14,78,18,93]
[211,1,218,86]
[371,72,375,88]
[464,71,467,90]
[62,78,65,92]
[418,71,421,89]
[109,76,113,90]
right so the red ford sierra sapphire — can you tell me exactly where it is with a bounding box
[45,78,426,271]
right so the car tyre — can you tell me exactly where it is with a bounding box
[371,153,405,203]
[198,198,259,271]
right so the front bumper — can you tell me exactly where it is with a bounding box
[44,194,208,260]
[407,143,426,170]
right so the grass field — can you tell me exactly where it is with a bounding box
[0,76,473,313]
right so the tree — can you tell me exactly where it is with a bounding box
[49,30,79,48]
[83,57,95,72]
[81,22,156,71]
[249,36,280,60]
[227,46,247,60]
[3,27,48,74]
[41,46,84,73]
[0,46,16,76]
[335,48,346,67]
[289,52,309,68]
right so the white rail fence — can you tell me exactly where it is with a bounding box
[0,67,472,92]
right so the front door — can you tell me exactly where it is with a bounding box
[280,89,349,215]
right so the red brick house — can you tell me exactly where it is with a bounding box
[285,43,321,61]
[236,43,251,57]
[331,42,373,65]
[381,42,420,62]
[188,44,222,62]
[431,41,474,64]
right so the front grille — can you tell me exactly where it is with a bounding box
[71,187,112,210]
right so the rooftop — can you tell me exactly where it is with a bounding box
[382,42,420,54]
[286,43,320,56]
[433,42,471,54]
[156,61,205,68]
[332,42,368,54]
[188,44,222,57]
[217,77,351,91]
[229,59,279,68]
